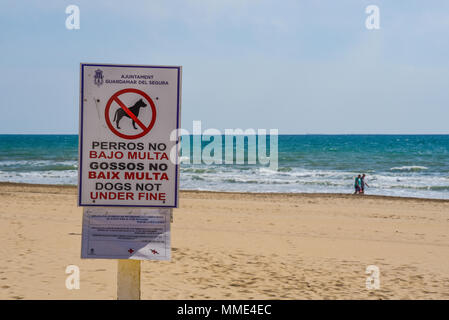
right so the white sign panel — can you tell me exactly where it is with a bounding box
[81,207,171,260]
[79,63,182,207]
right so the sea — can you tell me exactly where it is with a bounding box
[0,134,448,199]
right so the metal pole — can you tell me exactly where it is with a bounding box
[117,259,141,300]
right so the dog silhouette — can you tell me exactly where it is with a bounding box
[113,98,147,129]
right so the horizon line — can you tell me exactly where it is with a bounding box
[1,132,449,136]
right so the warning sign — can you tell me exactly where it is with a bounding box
[78,63,182,207]
[105,88,157,140]
[81,207,171,260]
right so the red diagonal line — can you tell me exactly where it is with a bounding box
[113,97,147,131]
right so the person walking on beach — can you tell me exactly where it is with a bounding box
[354,174,362,194]
[360,174,369,194]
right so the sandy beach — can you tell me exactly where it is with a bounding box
[0,182,448,300]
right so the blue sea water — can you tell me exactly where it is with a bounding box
[1,134,448,199]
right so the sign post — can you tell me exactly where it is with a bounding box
[78,63,182,299]
[117,260,141,300]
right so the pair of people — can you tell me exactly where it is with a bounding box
[354,174,369,194]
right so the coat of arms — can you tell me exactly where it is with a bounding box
[94,69,104,87]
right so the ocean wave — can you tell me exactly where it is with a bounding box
[277,167,292,172]
[0,170,78,185]
[300,180,344,187]
[390,166,428,172]
[181,168,217,174]
[389,185,449,191]
[0,160,78,172]
[258,167,279,175]
[223,178,259,184]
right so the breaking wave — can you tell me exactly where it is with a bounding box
[390,166,428,172]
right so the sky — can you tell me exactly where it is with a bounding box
[0,0,449,134]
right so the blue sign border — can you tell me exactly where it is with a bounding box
[78,63,181,208]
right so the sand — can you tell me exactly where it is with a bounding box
[0,182,448,300]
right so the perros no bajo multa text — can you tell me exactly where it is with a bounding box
[89,140,169,171]
[87,141,170,202]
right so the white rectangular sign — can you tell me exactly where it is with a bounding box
[78,63,182,207]
[81,207,171,260]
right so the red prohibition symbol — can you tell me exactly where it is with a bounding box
[104,88,157,140]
